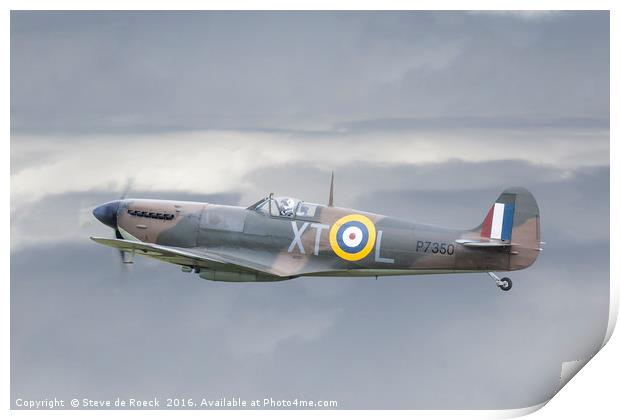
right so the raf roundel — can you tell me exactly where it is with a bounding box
[329,214,377,261]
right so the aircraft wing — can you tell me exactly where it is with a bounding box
[90,237,291,278]
[455,239,511,248]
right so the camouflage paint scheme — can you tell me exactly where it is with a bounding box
[91,187,541,283]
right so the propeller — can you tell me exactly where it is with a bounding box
[115,228,134,265]
[80,178,135,228]
[119,178,133,200]
[116,179,134,265]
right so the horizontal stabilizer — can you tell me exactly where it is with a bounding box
[455,239,511,248]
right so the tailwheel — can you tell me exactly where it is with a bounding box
[498,277,512,291]
[488,272,513,292]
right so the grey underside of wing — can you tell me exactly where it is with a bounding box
[90,237,293,277]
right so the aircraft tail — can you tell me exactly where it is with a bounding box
[472,187,541,270]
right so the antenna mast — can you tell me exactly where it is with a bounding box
[328,172,334,207]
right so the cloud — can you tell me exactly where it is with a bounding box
[465,11,563,20]
[10,124,609,211]
[10,151,609,250]
[11,11,609,134]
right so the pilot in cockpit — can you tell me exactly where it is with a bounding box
[279,198,295,217]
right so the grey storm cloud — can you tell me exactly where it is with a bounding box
[10,11,609,134]
[10,10,609,410]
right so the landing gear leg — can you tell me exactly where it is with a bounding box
[488,272,512,291]
[181,265,201,274]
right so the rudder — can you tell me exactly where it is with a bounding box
[480,195,516,241]
[475,187,541,270]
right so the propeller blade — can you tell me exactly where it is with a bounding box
[119,250,134,264]
[114,229,134,264]
[120,178,134,200]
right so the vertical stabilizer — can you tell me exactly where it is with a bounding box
[473,187,541,270]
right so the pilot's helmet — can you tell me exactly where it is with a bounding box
[281,198,294,215]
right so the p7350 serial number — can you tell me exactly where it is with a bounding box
[416,241,455,255]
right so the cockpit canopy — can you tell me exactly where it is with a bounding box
[249,195,320,219]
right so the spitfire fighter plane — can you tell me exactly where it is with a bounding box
[91,178,541,291]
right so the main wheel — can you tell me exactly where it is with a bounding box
[499,277,512,291]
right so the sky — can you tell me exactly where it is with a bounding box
[10,11,610,409]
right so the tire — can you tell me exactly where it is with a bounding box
[499,277,512,291]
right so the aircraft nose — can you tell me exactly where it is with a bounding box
[93,200,121,228]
